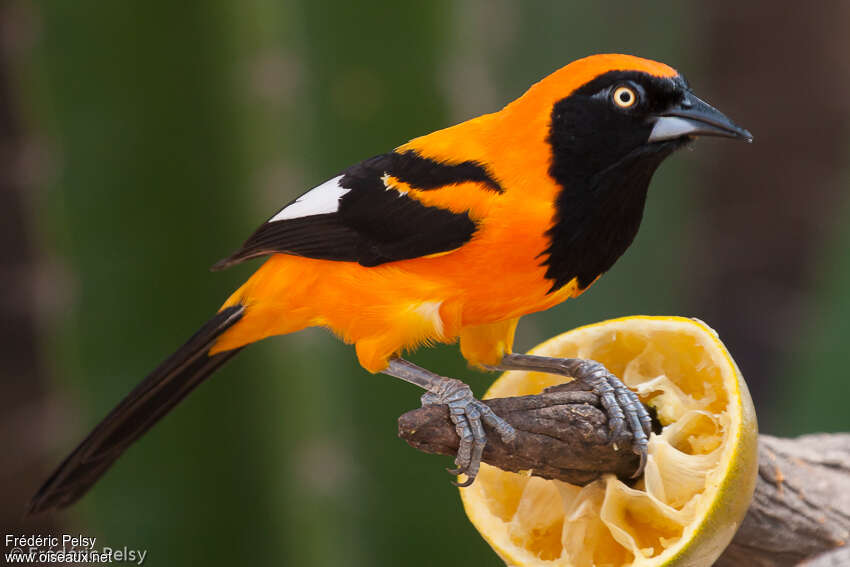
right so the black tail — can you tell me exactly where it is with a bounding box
[28,305,245,514]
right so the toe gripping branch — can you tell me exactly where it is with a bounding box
[387,354,653,488]
[493,354,653,477]
[384,358,517,487]
[421,378,517,487]
[399,381,646,485]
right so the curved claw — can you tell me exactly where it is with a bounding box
[452,475,475,488]
[631,443,649,479]
[498,355,653,479]
[419,378,514,487]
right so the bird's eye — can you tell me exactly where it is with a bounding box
[612,85,637,109]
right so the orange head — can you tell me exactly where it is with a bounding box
[506,54,678,114]
[497,53,750,156]
[402,53,752,293]
[495,53,753,291]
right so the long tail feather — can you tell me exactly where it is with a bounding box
[28,305,245,514]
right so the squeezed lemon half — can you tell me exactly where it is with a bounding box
[460,316,758,567]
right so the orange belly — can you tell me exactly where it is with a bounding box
[211,230,582,373]
[210,193,584,372]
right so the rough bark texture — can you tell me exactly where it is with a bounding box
[399,382,642,485]
[716,434,850,567]
[399,392,850,567]
[800,546,850,567]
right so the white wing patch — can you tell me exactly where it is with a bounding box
[269,175,350,222]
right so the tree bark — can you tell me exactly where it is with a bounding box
[399,391,850,566]
[716,434,850,567]
[399,382,642,484]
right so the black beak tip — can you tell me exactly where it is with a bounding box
[652,103,754,145]
[731,124,754,143]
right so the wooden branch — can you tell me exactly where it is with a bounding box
[398,389,850,566]
[399,382,642,484]
[716,433,850,566]
[799,546,850,567]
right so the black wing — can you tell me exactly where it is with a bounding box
[212,150,502,270]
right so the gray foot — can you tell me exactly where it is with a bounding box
[421,378,517,486]
[493,353,652,478]
[569,360,652,477]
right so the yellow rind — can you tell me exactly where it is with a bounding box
[459,316,759,567]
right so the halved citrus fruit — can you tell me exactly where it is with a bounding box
[460,316,758,567]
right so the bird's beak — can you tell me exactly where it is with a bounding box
[648,93,752,143]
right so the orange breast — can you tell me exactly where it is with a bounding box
[211,117,584,371]
[210,183,582,373]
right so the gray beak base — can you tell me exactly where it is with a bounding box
[649,94,752,143]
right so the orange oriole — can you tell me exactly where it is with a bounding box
[30,53,751,513]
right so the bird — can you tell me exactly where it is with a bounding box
[29,53,751,513]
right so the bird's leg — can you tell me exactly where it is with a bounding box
[487,353,652,478]
[383,357,516,486]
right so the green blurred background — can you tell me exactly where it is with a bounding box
[3,1,849,565]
